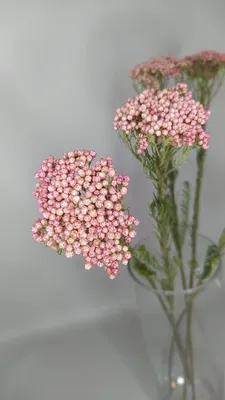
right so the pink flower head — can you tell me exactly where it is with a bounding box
[129,55,180,89]
[32,150,139,279]
[179,50,225,79]
[114,83,210,153]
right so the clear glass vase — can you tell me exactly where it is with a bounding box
[128,233,224,400]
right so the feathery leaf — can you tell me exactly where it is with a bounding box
[218,228,225,253]
[201,244,220,280]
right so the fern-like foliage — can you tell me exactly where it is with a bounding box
[201,244,220,280]
[218,228,225,254]
[199,228,225,282]
[131,245,156,286]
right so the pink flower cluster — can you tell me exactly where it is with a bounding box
[179,50,225,78]
[190,50,225,63]
[129,55,180,88]
[130,50,225,90]
[114,83,210,153]
[32,150,139,279]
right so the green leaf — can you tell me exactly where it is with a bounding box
[201,244,220,280]
[218,228,225,252]
[135,244,155,267]
[131,255,156,278]
[136,244,149,259]
[149,199,158,219]
[133,244,163,276]
[175,147,192,168]
[179,181,191,246]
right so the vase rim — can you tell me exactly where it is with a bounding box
[128,232,222,296]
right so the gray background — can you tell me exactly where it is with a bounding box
[0,0,225,398]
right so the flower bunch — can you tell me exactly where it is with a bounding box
[130,50,225,107]
[114,83,210,153]
[32,150,139,279]
[129,55,180,90]
[179,50,225,79]
[122,49,225,399]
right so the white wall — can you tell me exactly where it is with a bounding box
[0,0,225,340]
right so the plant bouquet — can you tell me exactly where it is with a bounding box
[114,51,225,399]
[32,51,225,399]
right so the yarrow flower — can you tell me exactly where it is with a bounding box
[179,50,225,79]
[129,51,225,99]
[114,83,210,153]
[129,55,180,90]
[32,150,139,279]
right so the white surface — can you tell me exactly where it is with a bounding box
[0,0,225,398]
[0,306,224,400]
[0,309,153,400]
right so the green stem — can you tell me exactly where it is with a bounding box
[168,169,180,251]
[169,303,197,400]
[132,262,191,382]
[190,148,206,286]
[168,168,187,290]
[155,153,174,291]
[186,300,196,400]
[188,107,208,397]
[188,147,207,400]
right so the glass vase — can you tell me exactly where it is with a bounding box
[128,233,224,400]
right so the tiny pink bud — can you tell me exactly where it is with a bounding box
[85,263,92,270]
[73,195,80,203]
[108,168,116,177]
[104,201,113,209]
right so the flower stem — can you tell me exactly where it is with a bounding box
[186,300,196,400]
[190,148,206,286]
[140,270,191,382]
[151,149,174,291]
[168,168,187,290]
[188,148,206,400]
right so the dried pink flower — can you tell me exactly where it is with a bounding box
[129,55,180,89]
[179,50,225,79]
[114,83,210,153]
[32,150,139,279]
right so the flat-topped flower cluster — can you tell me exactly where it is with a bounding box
[32,150,139,279]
